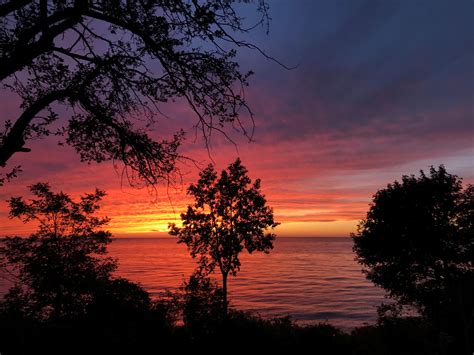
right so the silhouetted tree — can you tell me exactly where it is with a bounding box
[169,158,278,313]
[352,166,473,354]
[179,271,225,336]
[0,182,116,320]
[0,0,274,187]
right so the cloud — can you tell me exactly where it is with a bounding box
[1,1,473,237]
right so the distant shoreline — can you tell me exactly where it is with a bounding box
[111,235,353,240]
[1,235,353,241]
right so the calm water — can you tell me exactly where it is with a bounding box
[0,237,385,329]
[109,237,385,329]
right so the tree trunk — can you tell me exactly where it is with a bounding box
[222,271,228,316]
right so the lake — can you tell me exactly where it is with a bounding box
[108,237,385,329]
[0,237,386,329]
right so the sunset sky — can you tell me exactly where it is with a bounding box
[1,0,473,238]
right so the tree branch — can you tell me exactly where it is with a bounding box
[0,0,31,17]
[0,89,70,166]
[0,15,82,80]
[1,60,106,166]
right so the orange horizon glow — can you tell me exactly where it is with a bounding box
[0,175,364,238]
[1,132,473,239]
[1,133,472,239]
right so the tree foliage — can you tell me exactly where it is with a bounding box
[169,158,278,310]
[352,166,473,352]
[0,182,118,320]
[0,0,271,187]
[179,271,225,335]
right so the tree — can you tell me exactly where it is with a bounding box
[179,270,225,336]
[352,166,473,354]
[169,158,278,313]
[0,182,117,320]
[0,0,273,187]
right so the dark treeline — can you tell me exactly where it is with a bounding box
[0,296,445,355]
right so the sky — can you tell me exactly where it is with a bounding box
[1,0,473,237]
